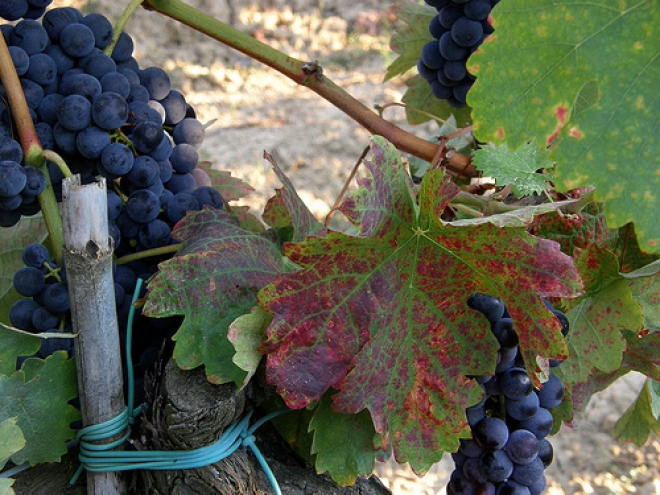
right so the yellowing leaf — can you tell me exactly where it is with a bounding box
[469,0,660,252]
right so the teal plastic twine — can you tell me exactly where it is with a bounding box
[68,278,285,495]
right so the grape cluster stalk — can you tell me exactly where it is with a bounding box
[418,0,499,108]
[0,6,225,400]
[447,294,568,495]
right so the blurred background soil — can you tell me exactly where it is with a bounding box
[49,0,660,493]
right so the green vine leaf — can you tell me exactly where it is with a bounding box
[561,245,643,383]
[259,137,581,473]
[612,379,660,446]
[0,418,25,470]
[622,260,660,333]
[227,306,272,389]
[561,330,660,423]
[0,479,15,495]
[0,352,79,465]
[143,209,286,385]
[469,0,660,252]
[384,3,434,81]
[309,393,380,486]
[402,75,472,126]
[472,142,554,197]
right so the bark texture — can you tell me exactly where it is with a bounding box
[135,358,393,495]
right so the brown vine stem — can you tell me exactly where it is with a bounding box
[141,0,478,179]
[0,34,65,265]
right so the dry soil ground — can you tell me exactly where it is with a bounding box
[49,0,660,493]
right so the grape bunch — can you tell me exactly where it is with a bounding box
[418,0,499,108]
[10,243,73,361]
[0,0,54,22]
[447,294,568,495]
[1,7,224,379]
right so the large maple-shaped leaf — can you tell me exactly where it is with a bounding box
[469,0,660,252]
[0,352,79,465]
[143,208,285,385]
[258,137,581,472]
[561,246,644,382]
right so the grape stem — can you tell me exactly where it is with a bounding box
[42,150,74,178]
[0,34,65,265]
[114,243,182,266]
[141,0,478,178]
[105,0,146,57]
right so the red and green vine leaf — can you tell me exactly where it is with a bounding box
[309,393,380,486]
[561,246,643,383]
[612,379,660,446]
[143,208,285,385]
[0,418,25,470]
[197,162,255,202]
[529,202,615,258]
[469,0,660,253]
[263,189,290,229]
[0,352,79,465]
[227,306,272,389]
[472,142,554,197]
[402,75,472,127]
[263,151,327,242]
[384,3,434,81]
[623,260,660,333]
[259,137,581,473]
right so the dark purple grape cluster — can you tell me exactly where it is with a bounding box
[2,8,223,384]
[447,294,568,495]
[418,0,499,108]
[0,0,53,22]
[10,243,74,361]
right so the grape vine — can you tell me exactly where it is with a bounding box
[0,0,659,494]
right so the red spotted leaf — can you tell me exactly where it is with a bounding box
[561,246,644,383]
[529,202,615,257]
[143,208,285,385]
[258,137,582,473]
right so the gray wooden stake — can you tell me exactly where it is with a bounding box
[62,176,126,495]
